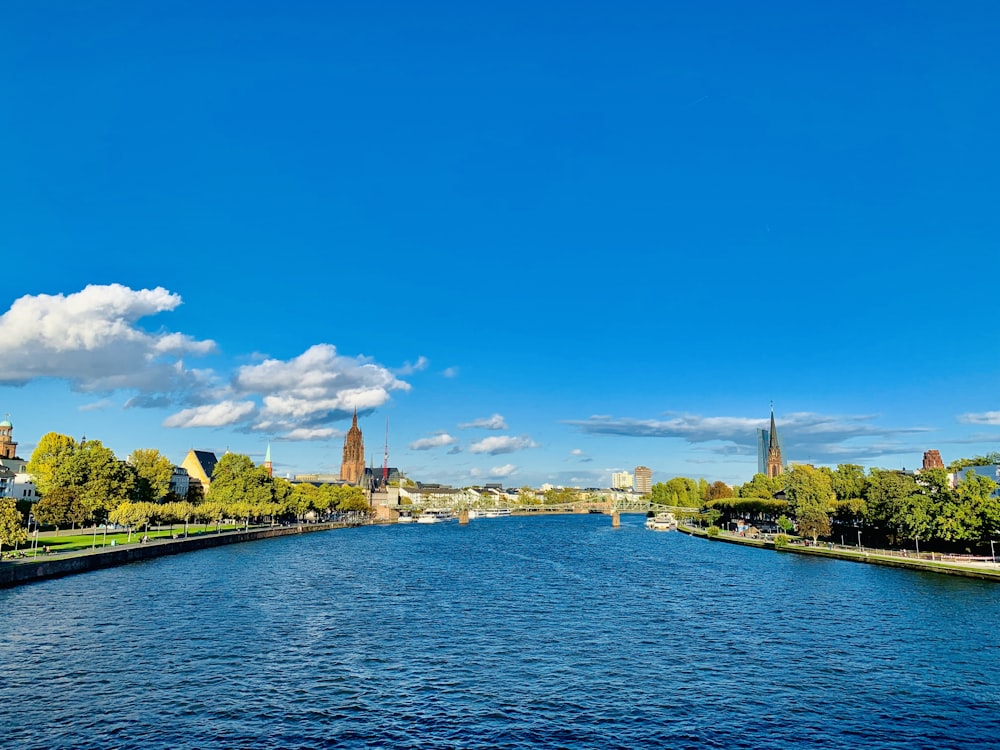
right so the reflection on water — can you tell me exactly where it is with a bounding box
[3,514,1000,749]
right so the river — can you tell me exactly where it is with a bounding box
[2,513,999,749]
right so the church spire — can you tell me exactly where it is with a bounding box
[766,403,784,479]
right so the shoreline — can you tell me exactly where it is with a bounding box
[0,522,354,590]
[678,524,1000,582]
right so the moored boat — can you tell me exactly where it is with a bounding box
[645,512,677,531]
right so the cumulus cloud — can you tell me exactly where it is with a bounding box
[566,411,932,465]
[460,414,508,430]
[468,435,538,455]
[470,464,517,478]
[163,401,257,428]
[958,411,1000,426]
[409,433,459,451]
[230,344,410,435]
[2,284,415,443]
[280,427,338,441]
[442,367,459,378]
[0,284,215,394]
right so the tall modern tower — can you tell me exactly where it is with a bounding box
[340,410,366,484]
[765,407,784,479]
[635,466,653,494]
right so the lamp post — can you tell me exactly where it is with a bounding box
[857,529,862,550]
[991,540,996,564]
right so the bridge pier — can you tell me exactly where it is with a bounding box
[611,510,620,528]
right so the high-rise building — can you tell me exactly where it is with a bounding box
[635,466,653,494]
[757,428,769,475]
[612,470,634,490]
[340,410,366,484]
[766,407,784,479]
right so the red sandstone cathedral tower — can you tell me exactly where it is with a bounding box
[340,410,365,484]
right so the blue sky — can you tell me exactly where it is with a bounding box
[2,1,999,488]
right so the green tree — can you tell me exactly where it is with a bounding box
[865,469,921,545]
[130,448,175,502]
[26,432,78,497]
[0,498,27,555]
[830,464,867,502]
[32,487,86,531]
[208,453,274,508]
[75,441,138,520]
[784,465,835,543]
[737,473,783,499]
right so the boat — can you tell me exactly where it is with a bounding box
[645,512,677,531]
[416,509,454,524]
[483,508,512,518]
[396,511,415,524]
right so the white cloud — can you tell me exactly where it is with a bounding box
[163,401,257,428]
[2,285,413,443]
[566,411,932,465]
[958,411,1000,426]
[570,448,584,456]
[0,284,216,394]
[409,433,459,451]
[280,427,338,441]
[460,414,508,430]
[230,344,410,434]
[395,356,429,375]
[442,367,459,378]
[468,435,538,455]
[490,464,517,477]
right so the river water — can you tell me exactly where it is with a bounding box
[2,513,999,749]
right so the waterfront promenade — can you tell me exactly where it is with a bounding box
[680,522,1000,581]
[0,520,358,589]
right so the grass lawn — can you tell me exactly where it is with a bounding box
[14,524,252,556]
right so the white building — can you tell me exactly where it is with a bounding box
[612,471,634,491]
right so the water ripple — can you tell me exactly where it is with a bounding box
[3,515,1000,748]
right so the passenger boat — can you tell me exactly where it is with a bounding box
[416,509,454,524]
[483,508,512,518]
[645,512,677,531]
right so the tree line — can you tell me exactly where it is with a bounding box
[0,433,371,547]
[704,461,1000,551]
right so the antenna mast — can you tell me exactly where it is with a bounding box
[382,416,389,487]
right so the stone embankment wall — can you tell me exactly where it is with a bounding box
[0,523,339,589]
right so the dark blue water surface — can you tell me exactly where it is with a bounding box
[2,514,1000,749]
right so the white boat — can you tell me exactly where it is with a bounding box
[645,512,677,531]
[483,508,512,518]
[396,512,415,524]
[416,509,454,524]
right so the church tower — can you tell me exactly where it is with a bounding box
[340,409,365,484]
[766,406,784,479]
[263,442,273,477]
[0,415,18,460]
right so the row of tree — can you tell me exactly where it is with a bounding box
[725,463,1000,550]
[15,433,372,535]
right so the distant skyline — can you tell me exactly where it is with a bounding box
[3,1,999,488]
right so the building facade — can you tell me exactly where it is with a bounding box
[634,466,653,494]
[340,410,365,484]
[612,470,634,491]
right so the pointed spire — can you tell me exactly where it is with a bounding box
[769,405,778,450]
[265,442,272,463]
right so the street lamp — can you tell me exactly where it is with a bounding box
[991,540,996,564]
[857,530,862,550]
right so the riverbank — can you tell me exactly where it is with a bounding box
[0,522,353,589]
[679,524,1000,582]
